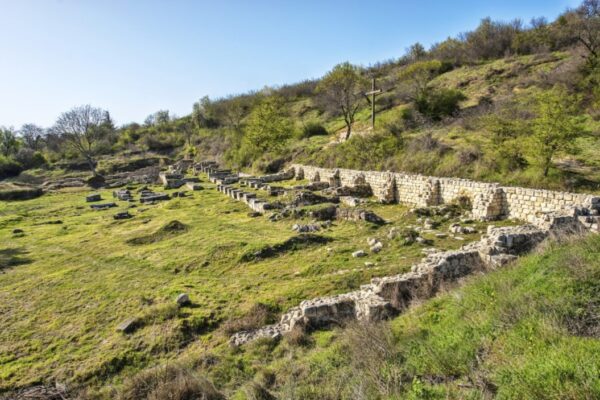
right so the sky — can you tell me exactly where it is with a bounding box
[0,0,581,128]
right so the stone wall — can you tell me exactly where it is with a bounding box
[229,224,551,346]
[291,164,599,224]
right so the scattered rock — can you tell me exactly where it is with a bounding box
[352,250,366,258]
[370,242,383,253]
[176,293,191,306]
[12,228,24,234]
[292,224,320,233]
[116,318,139,334]
[364,262,375,267]
[463,226,478,234]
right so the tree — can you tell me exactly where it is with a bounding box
[0,127,19,157]
[19,124,45,151]
[528,86,586,177]
[244,96,291,153]
[219,96,247,133]
[53,105,111,175]
[575,0,600,69]
[317,62,367,140]
[406,42,427,62]
[397,60,443,100]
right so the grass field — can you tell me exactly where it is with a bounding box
[0,175,514,394]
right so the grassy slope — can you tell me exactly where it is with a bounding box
[221,234,600,399]
[284,52,600,192]
[0,176,512,392]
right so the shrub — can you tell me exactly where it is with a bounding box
[415,88,466,120]
[13,148,47,170]
[222,303,279,335]
[118,363,224,400]
[284,325,313,347]
[0,155,22,179]
[300,123,328,139]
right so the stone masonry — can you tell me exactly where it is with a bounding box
[291,164,600,226]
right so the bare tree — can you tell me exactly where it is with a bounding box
[317,62,367,140]
[576,0,600,69]
[19,124,45,151]
[53,105,108,175]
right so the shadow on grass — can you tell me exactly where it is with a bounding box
[0,247,33,271]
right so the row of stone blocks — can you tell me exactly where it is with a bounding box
[229,224,554,346]
[216,184,271,213]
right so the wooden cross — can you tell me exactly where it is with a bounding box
[365,77,382,129]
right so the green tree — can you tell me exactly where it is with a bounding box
[317,62,367,140]
[397,60,443,100]
[244,96,291,154]
[0,127,20,157]
[528,86,586,177]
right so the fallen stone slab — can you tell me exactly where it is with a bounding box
[114,211,132,220]
[90,202,117,210]
[86,193,102,202]
[140,193,170,203]
[116,318,139,334]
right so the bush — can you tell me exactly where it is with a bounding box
[13,148,47,170]
[416,88,466,120]
[0,155,22,179]
[299,123,328,139]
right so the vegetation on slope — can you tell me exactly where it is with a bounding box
[188,232,600,399]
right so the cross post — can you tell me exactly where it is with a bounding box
[365,77,382,129]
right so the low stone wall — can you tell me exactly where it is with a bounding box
[291,164,599,225]
[230,224,550,346]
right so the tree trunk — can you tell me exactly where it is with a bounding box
[86,156,97,176]
[344,122,352,141]
[543,155,552,177]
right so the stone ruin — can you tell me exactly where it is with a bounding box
[230,223,564,346]
[224,164,600,346]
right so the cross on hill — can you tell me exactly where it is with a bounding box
[365,76,382,129]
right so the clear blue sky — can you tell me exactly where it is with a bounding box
[0,0,580,128]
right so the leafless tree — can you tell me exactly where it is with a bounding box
[53,105,108,175]
[19,124,45,151]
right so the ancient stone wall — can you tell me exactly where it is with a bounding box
[292,164,599,224]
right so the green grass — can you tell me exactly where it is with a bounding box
[212,233,600,399]
[0,176,508,394]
